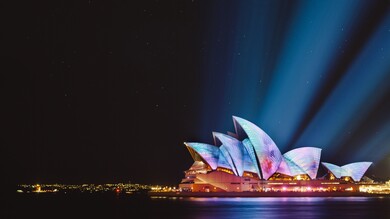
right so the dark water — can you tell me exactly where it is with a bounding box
[4,193,390,219]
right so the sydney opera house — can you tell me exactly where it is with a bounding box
[179,116,372,193]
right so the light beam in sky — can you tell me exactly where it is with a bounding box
[198,0,390,176]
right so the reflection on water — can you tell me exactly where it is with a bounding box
[161,197,390,219]
[10,194,390,219]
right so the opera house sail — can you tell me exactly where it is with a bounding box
[179,116,372,192]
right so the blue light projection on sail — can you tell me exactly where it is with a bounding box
[197,0,390,175]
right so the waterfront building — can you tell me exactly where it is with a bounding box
[179,116,372,192]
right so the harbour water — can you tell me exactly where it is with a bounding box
[6,193,390,219]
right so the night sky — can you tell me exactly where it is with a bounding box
[2,0,390,186]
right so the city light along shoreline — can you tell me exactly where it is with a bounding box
[16,183,177,194]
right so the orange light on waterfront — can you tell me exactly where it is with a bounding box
[35,184,41,193]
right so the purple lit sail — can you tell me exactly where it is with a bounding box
[283,147,322,179]
[341,162,372,181]
[232,116,283,179]
[213,132,245,176]
[322,162,372,181]
[185,142,219,170]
